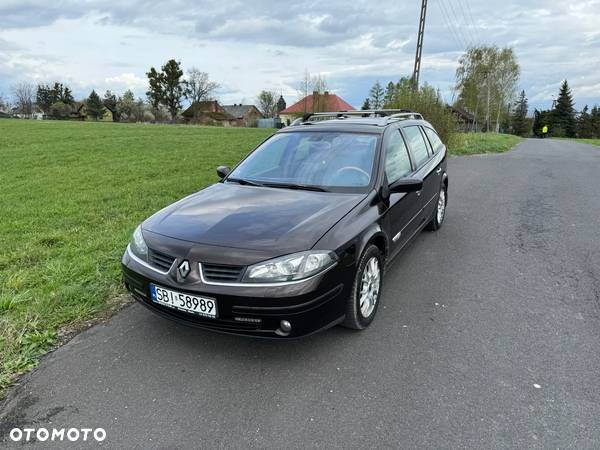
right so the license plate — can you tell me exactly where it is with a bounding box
[150,284,217,318]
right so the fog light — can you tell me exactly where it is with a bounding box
[280,320,292,333]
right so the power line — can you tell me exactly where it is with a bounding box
[456,0,478,46]
[437,0,466,50]
[444,0,474,48]
[461,0,481,44]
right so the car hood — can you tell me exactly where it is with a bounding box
[143,183,365,254]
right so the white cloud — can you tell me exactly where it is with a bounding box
[104,73,147,91]
[0,0,598,109]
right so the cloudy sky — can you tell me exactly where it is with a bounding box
[1,0,599,111]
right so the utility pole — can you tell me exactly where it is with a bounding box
[411,0,428,91]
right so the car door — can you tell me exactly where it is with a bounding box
[401,125,441,224]
[381,127,422,255]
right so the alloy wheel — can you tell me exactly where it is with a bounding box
[359,257,381,318]
[437,189,446,224]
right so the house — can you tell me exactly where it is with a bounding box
[448,105,476,131]
[221,104,264,127]
[279,91,355,125]
[183,101,249,127]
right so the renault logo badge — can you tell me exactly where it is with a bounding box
[178,260,190,278]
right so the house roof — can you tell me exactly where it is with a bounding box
[182,101,224,117]
[222,104,261,119]
[280,92,355,114]
[449,105,474,122]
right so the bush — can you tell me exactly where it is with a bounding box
[384,78,457,144]
[50,101,72,120]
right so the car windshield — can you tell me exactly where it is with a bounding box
[227,131,378,192]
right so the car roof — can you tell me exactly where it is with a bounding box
[278,116,434,134]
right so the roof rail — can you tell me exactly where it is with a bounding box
[290,109,423,126]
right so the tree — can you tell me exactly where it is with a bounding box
[36,84,55,115]
[361,98,371,110]
[553,80,576,138]
[12,82,35,117]
[296,70,328,113]
[184,68,219,118]
[103,90,121,122]
[511,90,529,136]
[117,90,136,122]
[50,102,71,120]
[86,90,105,120]
[146,59,185,121]
[60,86,74,105]
[257,90,278,118]
[591,106,600,138]
[383,81,395,108]
[382,77,456,144]
[455,46,520,132]
[577,106,592,138]
[369,81,384,109]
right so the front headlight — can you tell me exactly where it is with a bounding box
[129,225,148,261]
[242,251,338,283]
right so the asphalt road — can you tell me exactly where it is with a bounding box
[2,139,600,449]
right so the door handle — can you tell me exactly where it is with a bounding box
[436,168,442,174]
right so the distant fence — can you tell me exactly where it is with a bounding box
[257,118,283,129]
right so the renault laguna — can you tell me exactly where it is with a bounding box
[122,110,448,338]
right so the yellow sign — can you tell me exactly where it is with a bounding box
[542,125,548,134]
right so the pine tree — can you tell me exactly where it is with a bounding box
[383,81,396,108]
[369,81,384,109]
[86,90,105,120]
[553,80,576,137]
[361,98,371,110]
[511,90,529,136]
[591,106,600,138]
[577,105,593,138]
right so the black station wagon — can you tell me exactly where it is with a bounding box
[122,110,448,338]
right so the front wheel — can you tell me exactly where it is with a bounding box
[425,186,447,231]
[342,245,383,330]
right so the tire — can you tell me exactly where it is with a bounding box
[342,244,384,330]
[425,185,447,231]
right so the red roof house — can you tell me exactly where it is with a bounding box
[279,91,355,124]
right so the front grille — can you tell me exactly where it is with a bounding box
[202,263,244,282]
[148,249,176,271]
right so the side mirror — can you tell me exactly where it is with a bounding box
[216,166,231,179]
[389,177,423,193]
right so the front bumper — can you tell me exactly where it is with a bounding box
[122,250,352,338]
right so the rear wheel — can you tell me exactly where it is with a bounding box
[425,186,447,231]
[342,245,383,330]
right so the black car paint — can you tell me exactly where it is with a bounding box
[122,119,448,338]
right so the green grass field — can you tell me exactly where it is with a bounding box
[448,132,523,155]
[0,120,521,394]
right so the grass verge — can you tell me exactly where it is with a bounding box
[448,132,523,156]
[0,120,272,395]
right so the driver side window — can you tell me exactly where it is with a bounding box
[385,130,412,184]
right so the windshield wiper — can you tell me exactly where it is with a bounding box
[226,177,264,187]
[263,182,329,192]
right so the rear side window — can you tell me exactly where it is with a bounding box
[403,126,430,168]
[423,127,444,153]
[384,130,412,184]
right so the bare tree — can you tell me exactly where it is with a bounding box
[297,70,328,113]
[184,68,219,119]
[12,82,35,117]
[257,90,278,118]
[297,69,312,113]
